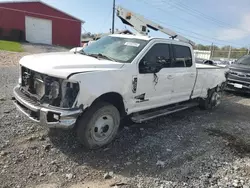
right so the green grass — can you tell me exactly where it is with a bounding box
[0,40,23,52]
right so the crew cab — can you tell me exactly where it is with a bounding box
[13,34,227,149]
[226,55,250,93]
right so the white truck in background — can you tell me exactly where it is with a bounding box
[13,6,227,149]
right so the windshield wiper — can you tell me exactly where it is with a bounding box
[86,53,117,62]
[97,53,117,62]
[84,53,98,59]
[76,50,86,55]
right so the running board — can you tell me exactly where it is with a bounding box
[131,102,198,123]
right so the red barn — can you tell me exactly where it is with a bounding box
[0,0,84,47]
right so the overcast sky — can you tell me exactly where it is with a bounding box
[1,0,250,47]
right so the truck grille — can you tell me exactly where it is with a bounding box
[229,71,250,78]
[21,66,45,99]
[228,72,250,83]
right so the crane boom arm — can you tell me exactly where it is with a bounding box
[116,6,195,46]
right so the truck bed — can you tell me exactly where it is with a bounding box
[196,63,228,69]
[192,63,227,98]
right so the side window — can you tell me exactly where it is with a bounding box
[173,45,192,67]
[139,43,171,73]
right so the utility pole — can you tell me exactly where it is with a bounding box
[112,0,115,34]
[228,45,232,60]
[210,43,213,60]
[247,46,250,55]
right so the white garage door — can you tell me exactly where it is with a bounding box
[25,16,52,45]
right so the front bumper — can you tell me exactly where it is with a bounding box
[13,86,82,129]
[225,79,250,93]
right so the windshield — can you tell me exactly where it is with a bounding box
[81,36,148,63]
[235,55,250,65]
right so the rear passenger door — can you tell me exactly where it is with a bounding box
[170,44,196,103]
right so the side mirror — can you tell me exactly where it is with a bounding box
[141,59,148,66]
[156,56,170,65]
[139,59,162,74]
[156,56,163,63]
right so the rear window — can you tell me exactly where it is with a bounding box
[173,45,192,67]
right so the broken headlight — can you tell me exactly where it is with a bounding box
[48,81,60,99]
[34,74,45,98]
[60,81,79,108]
[43,78,79,108]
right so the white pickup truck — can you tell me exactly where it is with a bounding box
[13,34,226,149]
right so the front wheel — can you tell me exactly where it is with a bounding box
[76,101,120,149]
[199,89,221,110]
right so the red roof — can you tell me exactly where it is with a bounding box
[0,0,85,23]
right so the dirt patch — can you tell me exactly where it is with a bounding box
[0,51,30,67]
[205,128,250,156]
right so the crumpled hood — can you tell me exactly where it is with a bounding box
[20,52,124,79]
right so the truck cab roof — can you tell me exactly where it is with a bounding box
[109,34,192,47]
[109,34,152,40]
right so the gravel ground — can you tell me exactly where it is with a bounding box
[21,43,69,54]
[0,43,68,67]
[1,47,250,188]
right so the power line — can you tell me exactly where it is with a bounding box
[138,0,249,36]
[135,0,246,47]
[81,26,87,33]
[151,18,245,47]
[137,0,205,28]
[98,6,113,33]
[176,31,224,45]
[136,0,226,33]
[162,0,249,33]
[172,29,244,47]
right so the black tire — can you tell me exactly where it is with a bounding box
[199,97,211,110]
[76,101,120,149]
[199,89,221,110]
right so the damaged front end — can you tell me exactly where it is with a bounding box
[13,66,82,129]
[21,66,79,108]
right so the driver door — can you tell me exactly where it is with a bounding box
[132,43,174,112]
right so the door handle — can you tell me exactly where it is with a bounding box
[167,75,174,79]
[190,73,195,77]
